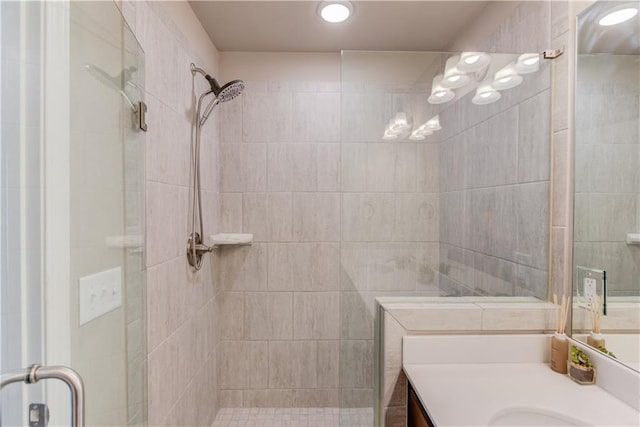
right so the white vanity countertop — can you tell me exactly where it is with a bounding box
[403,335,640,427]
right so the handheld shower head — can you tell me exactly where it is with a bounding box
[205,76,245,103]
[200,96,220,126]
[191,62,245,104]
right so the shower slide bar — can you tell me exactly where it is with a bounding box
[1,364,85,427]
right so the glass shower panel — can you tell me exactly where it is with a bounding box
[339,51,552,426]
[70,2,145,426]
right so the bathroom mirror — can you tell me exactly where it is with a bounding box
[572,0,640,372]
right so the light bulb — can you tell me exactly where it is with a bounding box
[515,53,540,74]
[599,7,638,26]
[428,74,455,104]
[441,55,470,89]
[465,55,480,64]
[493,64,522,90]
[472,84,501,105]
[458,52,491,72]
[318,1,353,23]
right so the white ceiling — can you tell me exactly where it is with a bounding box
[189,1,490,53]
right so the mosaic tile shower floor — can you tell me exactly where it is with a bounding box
[212,407,374,427]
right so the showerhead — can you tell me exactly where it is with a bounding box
[205,76,245,103]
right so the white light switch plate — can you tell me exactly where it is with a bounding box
[79,267,122,326]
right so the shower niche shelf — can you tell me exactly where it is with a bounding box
[209,233,253,248]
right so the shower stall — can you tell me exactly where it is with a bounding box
[1,1,553,426]
[215,49,551,425]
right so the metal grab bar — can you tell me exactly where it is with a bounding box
[0,364,84,427]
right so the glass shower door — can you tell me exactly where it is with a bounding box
[68,2,146,425]
[1,2,146,426]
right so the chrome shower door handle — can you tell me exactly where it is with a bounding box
[0,364,85,427]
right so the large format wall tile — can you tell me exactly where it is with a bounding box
[518,90,551,183]
[293,292,340,339]
[342,193,395,241]
[218,341,268,389]
[268,341,318,388]
[341,143,368,191]
[292,193,341,241]
[467,107,518,189]
[244,292,293,339]
[218,244,267,291]
[243,193,293,241]
[339,340,374,389]
[317,340,340,388]
[242,91,292,142]
[394,193,439,242]
[341,92,392,142]
[292,92,340,142]
[268,243,340,291]
[220,143,267,192]
[417,143,440,193]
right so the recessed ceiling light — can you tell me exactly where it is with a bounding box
[599,7,638,26]
[318,1,353,23]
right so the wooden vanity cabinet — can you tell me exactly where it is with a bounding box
[407,383,435,427]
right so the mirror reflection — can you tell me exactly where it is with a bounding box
[573,0,640,372]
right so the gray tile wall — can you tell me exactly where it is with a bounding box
[218,79,441,409]
[574,56,640,296]
[120,1,221,425]
[437,69,551,298]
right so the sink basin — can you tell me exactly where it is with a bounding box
[489,407,591,426]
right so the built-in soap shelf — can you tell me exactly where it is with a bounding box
[208,233,253,248]
[626,232,640,245]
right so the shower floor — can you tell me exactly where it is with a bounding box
[212,407,374,427]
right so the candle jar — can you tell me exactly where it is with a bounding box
[550,333,569,374]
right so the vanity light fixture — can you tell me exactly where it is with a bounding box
[457,52,491,73]
[472,83,501,105]
[424,115,441,131]
[598,6,638,26]
[515,53,540,74]
[410,115,441,140]
[318,1,353,23]
[390,112,411,133]
[382,122,399,140]
[382,112,411,140]
[428,74,455,104]
[410,125,433,140]
[492,63,523,90]
[441,55,470,89]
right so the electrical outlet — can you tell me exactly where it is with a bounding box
[584,277,597,302]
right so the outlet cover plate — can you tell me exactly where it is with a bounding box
[79,267,122,326]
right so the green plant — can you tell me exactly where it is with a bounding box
[570,346,593,368]
[598,346,616,358]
